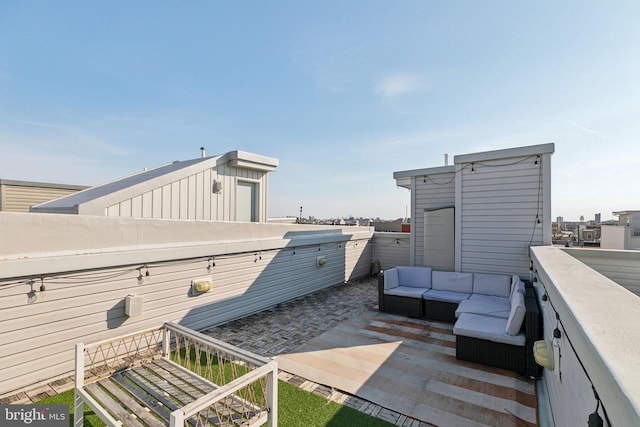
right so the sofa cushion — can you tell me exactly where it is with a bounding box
[510,276,526,301]
[383,269,400,290]
[423,289,471,303]
[385,286,429,298]
[396,266,432,288]
[456,299,510,319]
[505,291,526,335]
[468,294,510,305]
[454,313,526,346]
[472,273,511,298]
[431,271,473,293]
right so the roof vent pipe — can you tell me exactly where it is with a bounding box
[200,147,206,158]
[444,153,449,166]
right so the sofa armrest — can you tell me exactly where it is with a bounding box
[525,287,541,341]
[377,273,386,311]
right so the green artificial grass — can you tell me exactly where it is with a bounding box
[36,389,103,427]
[36,382,394,427]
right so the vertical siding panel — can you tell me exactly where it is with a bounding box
[171,181,180,219]
[203,169,211,221]
[195,172,204,220]
[223,165,233,221]
[161,184,171,219]
[187,175,197,220]
[151,188,162,219]
[106,204,119,216]
[141,192,152,218]
[120,199,132,217]
[131,195,143,217]
[179,178,188,219]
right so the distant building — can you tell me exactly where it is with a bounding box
[601,210,640,250]
[373,218,405,232]
[31,150,278,223]
[595,213,601,224]
[0,179,87,213]
[557,216,564,224]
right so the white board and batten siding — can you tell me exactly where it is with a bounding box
[104,163,268,222]
[30,150,277,223]
[455,144,554,276]
[0,221,373,397]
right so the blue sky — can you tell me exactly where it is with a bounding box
[1,1,638,220]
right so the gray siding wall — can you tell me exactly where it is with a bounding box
[0,229,373,397]
[0,182,85,213]
[105,163,269,222]
[458,157,546,275]
[413,173,456,266]
[373,232,411,270]
[563,248,640,296]
[345,237,374,280]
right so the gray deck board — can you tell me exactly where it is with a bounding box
[276,311,538,426]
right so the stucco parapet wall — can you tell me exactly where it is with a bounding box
[0,212,373,279]
[530,245,640,425]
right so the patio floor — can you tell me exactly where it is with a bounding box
[3,277,538,426]
[203,277,538,426]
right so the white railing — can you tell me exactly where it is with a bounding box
[74,322,277,427]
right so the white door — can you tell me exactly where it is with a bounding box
[237,181,257,222]
[423,207,455,270]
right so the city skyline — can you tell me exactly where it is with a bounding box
[1,2,639,221]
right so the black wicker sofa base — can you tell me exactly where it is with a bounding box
[455,288,541,377]
[456,336,527,373]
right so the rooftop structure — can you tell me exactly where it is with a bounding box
[0,179,87,213]
[600,210,640,250]
[31,150,278,222]
[394,143,554,275]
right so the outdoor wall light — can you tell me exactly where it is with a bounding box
[192,277,213,293]
[316,256,327,267]
[533,340,553,370]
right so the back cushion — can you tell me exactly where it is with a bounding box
[505,292,526,335]
[384,268,400,290]
[472,273,511,297]
[432,271,473,293]
[510,276,526,301]
[396,266,432,288]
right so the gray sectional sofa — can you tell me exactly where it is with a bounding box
[377,266,541,377]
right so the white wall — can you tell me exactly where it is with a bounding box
[105,161,271,222]
[412,171,456,267]
[0,212,373,397]
[373,232,411,270]
[455,145,553,275]
[530,246,640,427]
